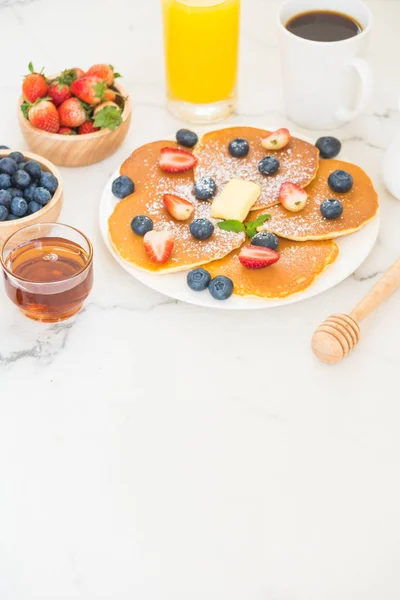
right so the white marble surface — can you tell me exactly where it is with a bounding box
[1,1,400,598]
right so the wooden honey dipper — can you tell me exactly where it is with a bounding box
[312,257,400,364]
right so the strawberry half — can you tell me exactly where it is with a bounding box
[159,147,197,173]
[143,230,175,264]
[279,182,308,212]
[261,128,291,151]
[238,245,280,269]
[163,194,194,221]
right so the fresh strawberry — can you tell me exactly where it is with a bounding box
[78,121,100,134]
[58,127,76,135]
[93,101,119,115]
[72,68,85,79]
[70,75,106,105]
[48,81,72,106]
[58,98,86,128]
[24,99,59,133]
[279,182,308,212]
[86,64,120,86]
[163,194,194,221]
[105,88,116,102]
[261,128,291,151]
[159,147,197,173]
[238,245,280,269]
[143,230,175,264]
[22,62,48,103]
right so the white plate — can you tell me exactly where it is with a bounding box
[99,130,380,310]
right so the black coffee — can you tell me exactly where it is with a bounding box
[286,10,362,42]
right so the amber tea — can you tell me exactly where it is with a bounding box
[2,234,93,322]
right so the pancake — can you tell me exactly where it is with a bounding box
[260,159,379,241]
[108,140,245,273]
[193,126,319,210]
[207,238,339,299]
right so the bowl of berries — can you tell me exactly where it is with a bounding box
[17,63,132,168]
[0,148,62,242]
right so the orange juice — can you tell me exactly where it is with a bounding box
[162,0,240,120]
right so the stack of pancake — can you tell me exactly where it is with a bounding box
[108,126,379,299]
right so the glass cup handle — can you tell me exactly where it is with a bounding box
[336,58,373,123]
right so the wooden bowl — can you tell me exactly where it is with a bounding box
[17,80,132,168]
[0,149,63,243]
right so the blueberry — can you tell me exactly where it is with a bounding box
[251,231,279,250]
[328,170,353,193]
[187,268,211,292]
[176,129,198,148]
[189,218,215,240]
[9,187,24,198]
[7,213,18,220]
[320,199,343,219]
[24,183,38,203]
[0,157,18,176]
[8,151,25,164]
[258,156,280,176]
[40,171,59,195]
[24,160,42,180]
[193,177,217,200]
[11,169,31,190]
[0,189,11,209]
[27,200,42,215]
[0,205,8,221]
[0,174,11,189]
[112,175,134,199]
[228,138,249,158]
[0,145,9,150]
[315,136,341,159]
[33,187,51,206]
[209,275,234,300]
[10,196,28,217]
[131,215,153,236]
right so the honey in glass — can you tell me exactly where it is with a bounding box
[1,224,93,323]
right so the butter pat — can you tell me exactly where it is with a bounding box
[211,179,261,222]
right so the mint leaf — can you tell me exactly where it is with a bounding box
[93,105,123,131]
[252,213,271,228]
[244,224,257,238]
[217,220,246,234]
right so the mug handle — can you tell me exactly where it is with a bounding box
[335,58,373,123]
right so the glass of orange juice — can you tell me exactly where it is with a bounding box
[161,0,241,123]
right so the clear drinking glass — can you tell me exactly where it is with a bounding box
[161,0,241,123]
[1,223,93,323]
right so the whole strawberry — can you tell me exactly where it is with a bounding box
[59,127,76,135]
[48,81,72,106]
[25,99,60,133]
[86,64,120,86]
[22,62,48,103]
[70,75,106,105]
[78,121,100,135]
[58,98,87,128]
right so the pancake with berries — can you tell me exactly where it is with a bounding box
[108,140,245,273]
[193,126,319,210]
[206,233,338,299]
[259,159,379,241]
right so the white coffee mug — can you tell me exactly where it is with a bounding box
[278,0,373,129]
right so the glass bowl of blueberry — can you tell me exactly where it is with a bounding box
[0,148,63,242]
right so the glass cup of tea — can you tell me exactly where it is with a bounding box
[1,223,93,323]
[161,0,241,123]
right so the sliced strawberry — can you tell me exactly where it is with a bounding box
[159,147,197,173]
[279,182,308,212]
[163,194,194,221]
[238,245,280,269]
[261,128,291,151]
[143,230,175,263]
